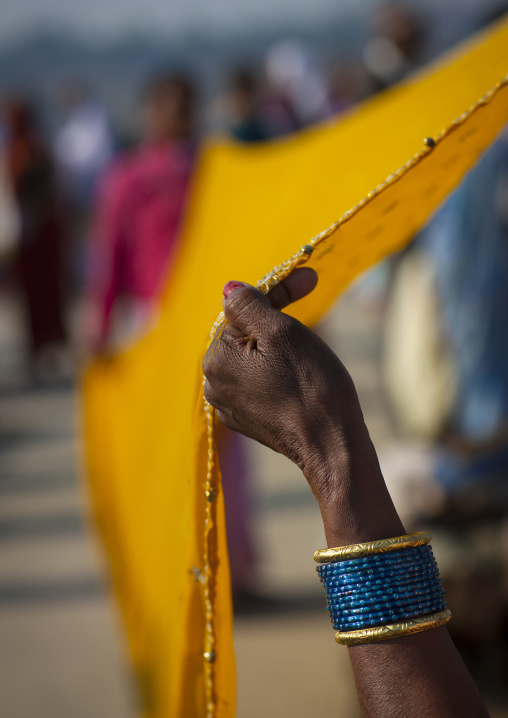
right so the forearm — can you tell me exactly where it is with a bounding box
[349,628,488,718]
[310,439,489,718]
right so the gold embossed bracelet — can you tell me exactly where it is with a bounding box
[334,609,452,645]
[315,532,451,645]
[313,531,432,564]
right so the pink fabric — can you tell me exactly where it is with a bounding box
[220,430,257,591]
[87,141,195,343]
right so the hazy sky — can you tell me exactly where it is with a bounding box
[0,0,373,42]
[0,0,491,43]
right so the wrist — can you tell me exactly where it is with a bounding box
[319,492,405,549]
[303,433,405,548]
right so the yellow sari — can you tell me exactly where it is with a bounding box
[83,16,508,718]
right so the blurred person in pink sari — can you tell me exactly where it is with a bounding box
[82,74,196,352]
[83,72,257,596]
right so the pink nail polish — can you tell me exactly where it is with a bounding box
[223,281,244,298]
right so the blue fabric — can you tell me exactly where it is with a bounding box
[421,137,508,491]
[423,138,508,443]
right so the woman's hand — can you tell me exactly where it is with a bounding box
[203,270,403,546]
[203,272,490,718]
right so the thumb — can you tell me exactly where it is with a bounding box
[222,281,281,338]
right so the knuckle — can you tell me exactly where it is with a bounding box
[203,380,219,408]
[202,354,215,378]
[265,313,292,342]
[202,332,231,377]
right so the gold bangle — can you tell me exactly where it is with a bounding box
[335,609,452,646]
[313,531,431,564]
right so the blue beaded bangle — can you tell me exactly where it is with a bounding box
[324,570,441,596]
[338,596,444,622]
[316,537,448,636]
[324,570,442,591]
[333,584,445,612]
[336,592,445,616]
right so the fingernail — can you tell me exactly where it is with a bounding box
[223,281,244,298]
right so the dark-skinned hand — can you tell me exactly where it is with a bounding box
[203,270,490,718]
[202,269,401,545]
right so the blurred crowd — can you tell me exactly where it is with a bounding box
[0,0,507,701]
[0,1,430,374]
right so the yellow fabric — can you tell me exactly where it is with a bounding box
[83,16,508,718]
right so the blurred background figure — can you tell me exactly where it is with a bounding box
[328,57,377,114]
[263,40,330,134]
[214,44,333,143]
[53,82,114,291]
[0,140,21,269]
[220,68,267,142]
[363,1,427,86]
[81,73,196,354]
[424,135,508,501]
[2,96,68,380]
